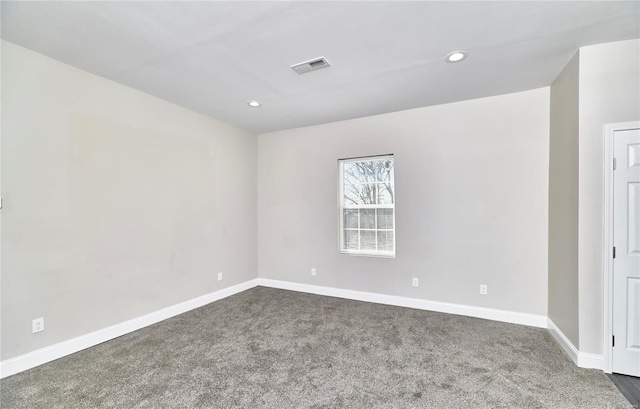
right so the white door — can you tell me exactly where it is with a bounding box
[613,127,640,376]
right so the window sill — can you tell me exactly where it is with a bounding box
[339,250,396,259]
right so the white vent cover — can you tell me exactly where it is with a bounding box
[291,57,331,74]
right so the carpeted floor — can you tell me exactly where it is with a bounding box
[0,287,632,408]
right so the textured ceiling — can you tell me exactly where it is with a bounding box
[2,1,639,134]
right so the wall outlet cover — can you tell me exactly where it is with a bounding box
[32,317,44,333]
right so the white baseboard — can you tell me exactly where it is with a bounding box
[0,279,260,379]
[257,278,548,328]
[547,318,580,364]
[577,352,605,370]
[2,278,602,379]
[547,318,604,370]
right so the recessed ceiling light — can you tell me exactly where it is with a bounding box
[445,51,468,63]
[247,100,261,107]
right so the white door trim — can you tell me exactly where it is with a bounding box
[603,121,640,374]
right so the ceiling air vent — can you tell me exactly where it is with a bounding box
[291,57,331,74]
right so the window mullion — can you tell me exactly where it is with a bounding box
[357,209,361,251]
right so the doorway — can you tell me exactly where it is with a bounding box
[604,121,640,377]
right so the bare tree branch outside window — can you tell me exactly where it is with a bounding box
[343,159,394,205]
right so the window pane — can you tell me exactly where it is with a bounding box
[344,162,375,185]
[360,209,375,229]
[378,231,394,251]
[377,208,394,229]
[344,230,359,250]
[377,182,394,204]
[343,209,358,228]
[358,183,376,204]
[358,161,378,183]
[344,183,363,206]
[376,158,394,183]
[361,230,376,251]
[344,183,377,205]
[343,162,361,185]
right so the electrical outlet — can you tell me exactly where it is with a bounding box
[412,277,419,287]
[311,268,316,276]
[218,272,223,281]
[32,317,44,333]
[480,285,488,295]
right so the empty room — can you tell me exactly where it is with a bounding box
[1,1,639,408]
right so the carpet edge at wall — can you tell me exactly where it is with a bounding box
[2,278,605,379]
[0,279,261,379]
[547,318,605,370]
[258,279,548,328]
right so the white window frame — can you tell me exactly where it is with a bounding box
[338,154,396,258]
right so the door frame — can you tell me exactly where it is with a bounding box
[603,121,640,374]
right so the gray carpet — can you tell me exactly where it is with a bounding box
[0,287,632,408]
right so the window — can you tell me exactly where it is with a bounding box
[339,155,395,257]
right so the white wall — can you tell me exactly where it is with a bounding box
[548,52,580,347]
[258,88,550,316]
[1,41,257,360]
[578,39,640,355]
